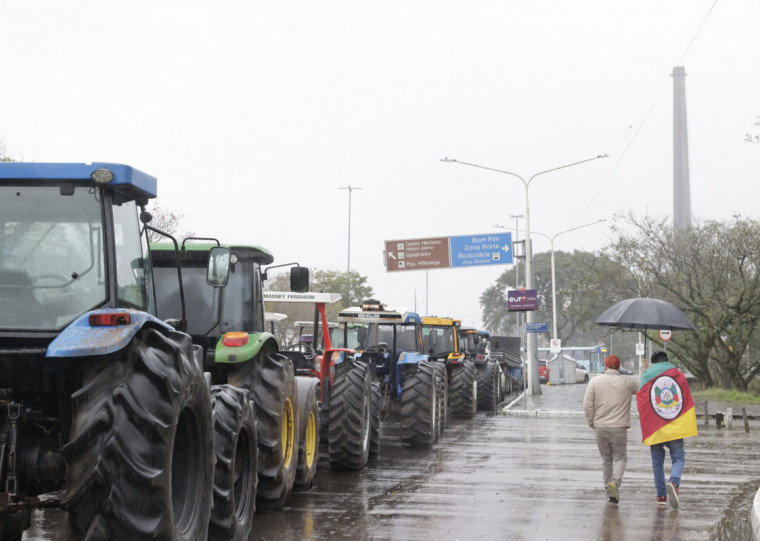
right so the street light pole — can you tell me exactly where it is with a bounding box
[441,154,607,396]
[338,186,362,300]
[528,220,607,341]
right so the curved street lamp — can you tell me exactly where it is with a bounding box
[529,220,607,341]
[441,154,608,395]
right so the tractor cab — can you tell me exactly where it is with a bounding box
[421,316,465,365]
[337,299,423,399]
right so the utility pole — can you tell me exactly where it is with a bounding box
[338,186,362,301]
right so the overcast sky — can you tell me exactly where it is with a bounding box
[2,0,758,329]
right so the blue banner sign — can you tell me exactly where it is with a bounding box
[449,232,513,268]
[526,322,548,333]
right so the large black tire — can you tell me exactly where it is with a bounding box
[477,361,500,412]
[63,327,213,541]
[328,362,372,471]
[400,363,438,448]
[449,360,477,419]
[294,377,320,490]
[369,380,382,459]
[229,353,299,511]
[430,362,448,442]
[208,385,257,541]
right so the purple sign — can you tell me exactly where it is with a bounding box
[507,289,538,311]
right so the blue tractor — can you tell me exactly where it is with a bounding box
[336,300,444,448]
[0,163,214,540]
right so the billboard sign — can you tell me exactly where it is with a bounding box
[507,288,538,311]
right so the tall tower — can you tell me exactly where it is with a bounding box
[672,66,692,229]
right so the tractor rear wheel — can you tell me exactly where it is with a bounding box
[449,360,477,419]
[369,381,382,459]
[430,362,447,441]
[229,353,299,511]
[477,361,500,412]
[294,378,320,490]
[63,328,213,541]
[400,363,438,448]
[209,385,257,541]
[328,362,372,471]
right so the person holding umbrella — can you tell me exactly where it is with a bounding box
[637,350,698,509]
[583,355,639,505]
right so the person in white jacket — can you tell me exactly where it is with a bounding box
[583,355,639,504]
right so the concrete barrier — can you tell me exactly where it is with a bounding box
[752,487,760,540]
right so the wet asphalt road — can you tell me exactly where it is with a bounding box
[21,382,760,540]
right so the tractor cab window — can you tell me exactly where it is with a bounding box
[113,201,150,312]
[422,325,456,356]
[0,184,107,330]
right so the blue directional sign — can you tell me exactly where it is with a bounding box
[526,322,549,333]
[449,232,512,268]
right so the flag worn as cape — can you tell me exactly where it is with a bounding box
[637,362,697,446]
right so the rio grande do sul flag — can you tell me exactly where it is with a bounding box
[637,365,697,446]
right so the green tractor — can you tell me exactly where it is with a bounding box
[150,240,318,524]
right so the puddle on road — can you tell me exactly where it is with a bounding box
[709,479,759,541]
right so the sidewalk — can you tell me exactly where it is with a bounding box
[502,382,760,540]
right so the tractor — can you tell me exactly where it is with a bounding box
[0,163,214,540]
[420,317,477,419]
[459,328,503,411]
[337,300,443,448]
[150,240,318,519]
[263,292,376,471]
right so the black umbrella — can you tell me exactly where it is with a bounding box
[595,297,697,331]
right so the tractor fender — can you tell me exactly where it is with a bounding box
[214,332,278,364]
[395,352,429,399]
[46,309,173,358]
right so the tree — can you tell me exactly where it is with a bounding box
[745,116,760,145]
[145,204,194,242]
[0,138,13,162]
[480,250,634,349]
[606,213,760,390]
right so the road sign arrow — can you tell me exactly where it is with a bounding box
[388,252,396,259]
[501,245,510,254]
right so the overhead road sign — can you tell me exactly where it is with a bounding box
[384,237,450,272]
[449,232,512,268]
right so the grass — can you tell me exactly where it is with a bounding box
[692,388,760,405]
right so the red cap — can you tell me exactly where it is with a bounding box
[604,355,621,370]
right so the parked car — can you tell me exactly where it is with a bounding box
[575,362,589,383]
[538,360,550,383]
[618,366,633,375]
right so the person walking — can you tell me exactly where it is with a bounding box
[637,350,697,509]
[583,355,639,504]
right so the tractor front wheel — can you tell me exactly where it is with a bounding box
[208,385,257,541]
[294,378,320,490]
